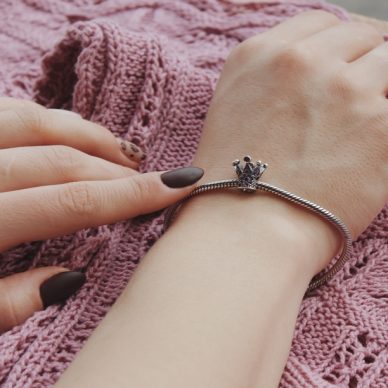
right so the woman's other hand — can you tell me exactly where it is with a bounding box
[194,10,388,270]
[0,98,203,333]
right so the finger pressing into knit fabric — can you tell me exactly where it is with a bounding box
[0,97,143,169]
[0,267,85,334]
[0,167,204,252]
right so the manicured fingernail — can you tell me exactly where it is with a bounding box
[116,138,146,163]
[49,109,82,118]
[161,167,204,188]
[39,271,86,308]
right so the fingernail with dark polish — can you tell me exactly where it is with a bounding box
[161,167,204,188]
[40,271,86,308]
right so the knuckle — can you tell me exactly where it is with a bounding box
[270,44,313,74]
[45,145,84,180]
[126,177,149,204]
[0,152,13,183]
[58,182,98,217]
[228,38,266,66]
[12,102,47,136]
[127,179,147,203]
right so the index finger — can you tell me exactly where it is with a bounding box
[0,168,203,252]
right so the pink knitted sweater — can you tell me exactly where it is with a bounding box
[0,1,387,387]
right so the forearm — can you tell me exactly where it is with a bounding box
[56,191,338,388]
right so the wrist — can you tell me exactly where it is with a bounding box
[173,188,342,277]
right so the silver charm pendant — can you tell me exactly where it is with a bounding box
[164,155,352,294]
[233,155,268,192]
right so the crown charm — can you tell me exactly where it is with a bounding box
[232,156,268,192]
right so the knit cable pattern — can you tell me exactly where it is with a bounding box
[0,1,387,387]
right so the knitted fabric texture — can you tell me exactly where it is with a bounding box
[0,0,387,387]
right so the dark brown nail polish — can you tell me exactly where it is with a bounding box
[40,271,86,308]
[161,167,204,188]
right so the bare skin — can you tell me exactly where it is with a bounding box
[0,99,201,333]
[50,10,387,388]
[0,8,387,387]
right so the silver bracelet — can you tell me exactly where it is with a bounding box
[163,156,353,293]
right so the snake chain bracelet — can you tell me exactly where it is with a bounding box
[163,156,353,294]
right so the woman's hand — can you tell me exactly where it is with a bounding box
[52,12,388,388]
[194,10,388,270]
[0,97,203,333]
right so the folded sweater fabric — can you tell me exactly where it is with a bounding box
[0,1,387,387]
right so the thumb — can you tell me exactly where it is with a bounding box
[0,267,85,334]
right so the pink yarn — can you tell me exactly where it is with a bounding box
[0,1,386,387]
